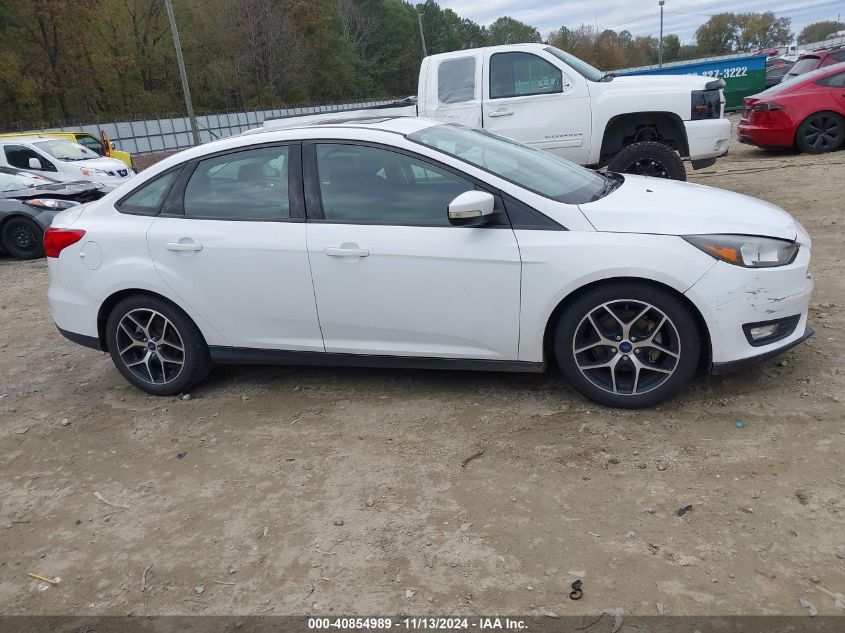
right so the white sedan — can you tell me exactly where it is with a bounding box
[45,117,813,408]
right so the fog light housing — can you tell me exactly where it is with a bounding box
[742,315,800,347]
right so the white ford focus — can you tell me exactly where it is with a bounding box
[45,117,813,408]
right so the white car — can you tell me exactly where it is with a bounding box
[0,137,133,188]
[46,117,813,408]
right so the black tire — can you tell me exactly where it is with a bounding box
[105,294,211,396]
[554,282,701,409]
[2,216,44,259]
[796,112,845,154]
[606,141,687,181]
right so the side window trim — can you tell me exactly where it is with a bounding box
[301,139,512,229]
[489,52,563,100]
[157,142,305,222]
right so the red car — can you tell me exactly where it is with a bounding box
[737,62,845,153]
[783,45,845,82]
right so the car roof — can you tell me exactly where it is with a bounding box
[0,135,62,145]
[138,116,445,181]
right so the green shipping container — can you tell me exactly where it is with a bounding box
[619,54,767,110]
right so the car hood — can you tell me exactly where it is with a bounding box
[76,156,128,171]
[598,73,714,92]
[0,180,103,200]
[579,175,799,241]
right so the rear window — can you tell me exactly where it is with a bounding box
[789,56,820,76]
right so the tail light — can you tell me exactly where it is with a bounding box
[44,228,85,258]
[751,102,785,112]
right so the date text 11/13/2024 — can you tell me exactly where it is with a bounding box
[307,617,528,630]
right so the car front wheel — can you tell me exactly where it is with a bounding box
[554,282,701,408]
[105,295,211,396]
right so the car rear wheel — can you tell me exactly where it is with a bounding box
[2,217,44,259]
[105,295,211,396]
[605,141,687,181]
[554,282,701,408]
[796,112,845,154]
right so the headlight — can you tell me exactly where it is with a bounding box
[24,198,81,210]
[684,234,799,268]
[80,167,111,177]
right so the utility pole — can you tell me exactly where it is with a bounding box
[416,7,428,57]
[165,0,201,146]
[658,0,665,67]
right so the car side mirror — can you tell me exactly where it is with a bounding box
[447,190,495,227]
[28,157,42,170]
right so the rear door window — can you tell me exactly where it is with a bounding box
[182,146,290,220]
[818,71,845,87]
[438,57,476,104]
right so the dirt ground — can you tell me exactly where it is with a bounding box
[1,116,844,617]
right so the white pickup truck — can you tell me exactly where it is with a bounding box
[258,43,732,181]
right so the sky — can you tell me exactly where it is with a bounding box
[438,0,845,43]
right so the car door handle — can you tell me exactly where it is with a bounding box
[324,246,369,257]
[165,241,203,252]
[487,108,514,117]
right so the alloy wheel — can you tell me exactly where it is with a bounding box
[116,308,185,385]
[803,115,843,151]
[625,158,670,178]
[572,299,681,396]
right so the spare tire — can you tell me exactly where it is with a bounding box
[606,141,687,181]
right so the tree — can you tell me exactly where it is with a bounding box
[487,16,540,45]
[798,20,845,44]
[695,13,737,55]
[662,34,681,62]
[696,11,792,54]
[735,12,792,50]
[547,25,574,51]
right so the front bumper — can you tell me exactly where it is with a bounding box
[711,326,813,374]
[684,118,732,161]
[684,244,813,370]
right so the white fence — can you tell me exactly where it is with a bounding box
[35,99,401,156]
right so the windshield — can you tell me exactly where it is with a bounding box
[544,46,604,81]
[0,166,55,192]
[33,138,99,161]
[407,124,609,204]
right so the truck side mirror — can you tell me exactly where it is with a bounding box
[28,157,42,170]
[447,190,495,227]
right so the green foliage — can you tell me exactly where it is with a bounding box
[798,20,845,45]
[0,1,794,129]
[487,16,541,45]
[695,11,792,55]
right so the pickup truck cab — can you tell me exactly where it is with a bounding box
[260,44,732,181]
[0,137,134,189]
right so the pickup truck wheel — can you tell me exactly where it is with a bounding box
[554,282,700,409]
[606,141,687,181]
